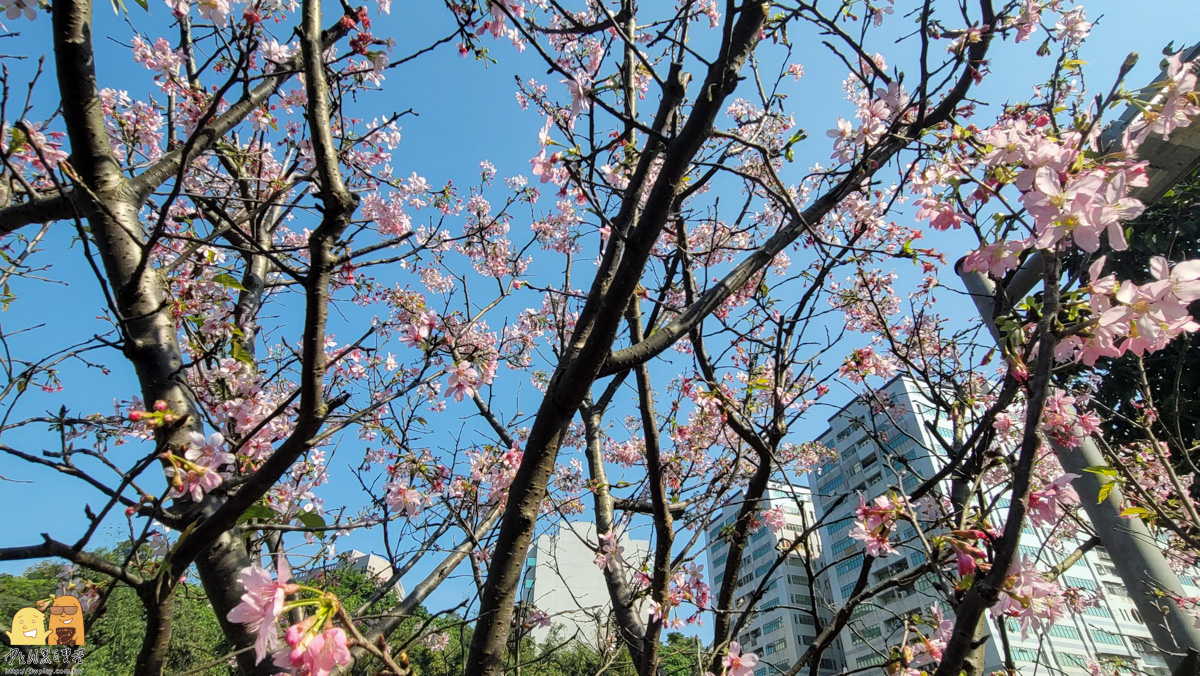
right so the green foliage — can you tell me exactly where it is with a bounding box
[81,581,232,676]
[0,562,58,645]
[2,559,706,675]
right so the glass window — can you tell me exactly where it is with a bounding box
[1047,624,1080,640]
[1057,653,1087,668]
[1011,647,1039,663]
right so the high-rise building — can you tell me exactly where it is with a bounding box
[704,482,846,676]
[809,375,1176,676]
[521,521,652,646]
[301,549,406,598]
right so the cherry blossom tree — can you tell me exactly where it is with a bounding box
[0,0,1198,675]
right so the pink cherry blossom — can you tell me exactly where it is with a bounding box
[447,361,480,402]
[278,626,352,676]
[1027,473,1080,527]
[849,493,906,557]
[761,506,787,534]
[385,481,425,518]
[1054,7,1091,49]
[593,532,626,571]
[991,555,1066,638]
[962,240,1025,278]
[226,566,288,664]
[722,642,759,676]
[561,71,592,116]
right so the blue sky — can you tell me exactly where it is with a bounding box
[1,0,1199,646]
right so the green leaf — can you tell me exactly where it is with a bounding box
[9,127,27,154]
[297,511,326,530]
[1082,465,1118,479]
[212,273,247,291]
[1097,482,1115,503]
[1120,506,1153,519]
[230,340,255,366]
[237,503,275,524]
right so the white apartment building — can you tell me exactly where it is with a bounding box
[302,550,405,590]
[521,521,652,645]
[809,375,1176,676]
[704,482,846,676]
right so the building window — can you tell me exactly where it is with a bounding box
[820,474,846,492]
[764,639,786,655]
[1047,624,1080,640]
[763,618,784,634]
[1011,647,1039,663]
[1083,605,1110,618]
[828,519,853,536]
[1131,637,1157,654]
[1091,629,1124,645]
[1057,653,1087,668]
[1064,576,1097,590]
[831,538,859,556]
[835,555,863,578]
[1103,583,1130,599]
[856,655,886,668]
